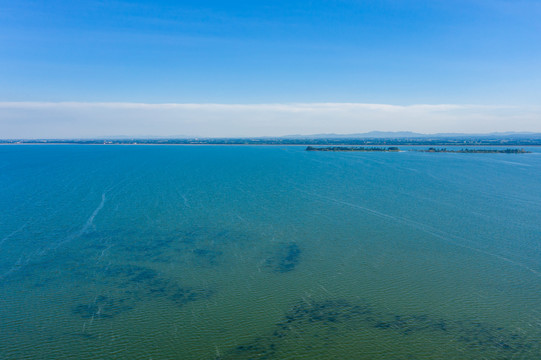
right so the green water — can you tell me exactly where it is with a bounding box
[1,145,541,359]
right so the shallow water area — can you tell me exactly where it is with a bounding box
[1,145,541,359]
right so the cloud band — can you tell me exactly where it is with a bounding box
[0,102,539,138]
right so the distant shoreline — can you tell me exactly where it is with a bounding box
[2,136,541,147]
[1,142,540,148]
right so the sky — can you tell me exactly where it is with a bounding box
[1,0,540,138]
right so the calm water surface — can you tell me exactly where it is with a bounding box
[1,145,541,359]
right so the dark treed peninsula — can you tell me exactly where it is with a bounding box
[306,146,531,153]
[413,148,530,154]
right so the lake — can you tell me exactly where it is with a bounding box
[1,145,541,359]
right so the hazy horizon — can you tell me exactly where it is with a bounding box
[1,101,540,139]
[3,128,541,141]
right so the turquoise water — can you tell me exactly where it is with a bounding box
[1,145,541,359]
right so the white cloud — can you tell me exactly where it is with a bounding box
[0,102,539,138]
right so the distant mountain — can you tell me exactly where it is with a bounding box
[280,131,426,139]
[4,131,541,142]
[280,131,541,139]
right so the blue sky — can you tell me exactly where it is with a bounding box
[1,0,540,137]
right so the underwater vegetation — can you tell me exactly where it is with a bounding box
[265,243,301,273]
[92,227,242,265]
[191,248,223,267]
[2,225,255,291]
[2,225,249,327]
[8,221,534,359]
[72,263,214,320]
[65,230,302,327]
[217,299,536,359]
[72,295,132,319]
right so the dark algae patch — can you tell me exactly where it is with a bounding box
[4,225,248,331]
[103,264,159,284]
[217,299,537,359]
[79,227,240,264]
[72,295,132,319]
[192,248,223,267]
[265,242,301,273]
[71,263,213,320]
